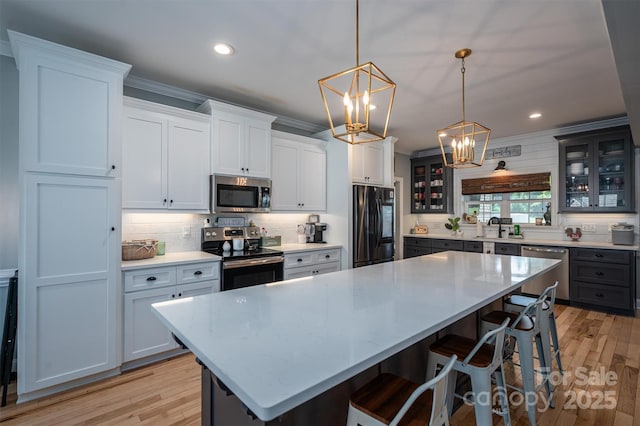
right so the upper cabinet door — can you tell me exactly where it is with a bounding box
[167,120,210,210]
[351,142,385,185]
[299,145,327,211]
[212,111,244,176]
[122,108,167,209]
[245,118,271,178]
[10,31,131,177]
[271,139,301,210]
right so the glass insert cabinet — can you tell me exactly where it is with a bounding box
[557,126,634,213]
[410,155,453,213]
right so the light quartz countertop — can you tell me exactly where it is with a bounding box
[271,243,342,254]
[152,251,559,421]
[404,233,639,251]
[121,251,221,271]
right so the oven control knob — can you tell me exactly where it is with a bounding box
[205,231,211,237]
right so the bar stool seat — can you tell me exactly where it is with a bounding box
[347,355,457,426]
[482,311,535,331]
[429,335,495,368]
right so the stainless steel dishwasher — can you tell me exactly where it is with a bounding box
[520,246,569,302]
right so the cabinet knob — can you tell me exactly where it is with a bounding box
[595,271,604,276]
[111,226,115,231]
[178,292,182,297]
[595,253,604,258]
[325,254,330,259]
[297,258,302,262]
[241,167,245,172]
[194,271,203,276]
[170,199,173,205]
[111,165,116,170]
[171,294,176,298]
[595,292,604,298]
[246,168,249,173]
[146,276,157,281]
[163,198,167,204]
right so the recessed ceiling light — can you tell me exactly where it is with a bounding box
[529,112,542,119]
[213,43,234,56]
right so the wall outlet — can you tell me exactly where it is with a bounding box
[581,223,597,232]
[182,225,191,238]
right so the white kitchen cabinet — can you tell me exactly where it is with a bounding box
[123,261,220,364]
[9,31,130,177]
[351,142,385,185]
[10,31,131,401]
[198,99,276,178]
[271,131,326,211]
[123,98,210,211]
[283,248,341,280]
[21,174,121,395]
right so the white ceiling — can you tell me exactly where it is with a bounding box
[1,0,638,155]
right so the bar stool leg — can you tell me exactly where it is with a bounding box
[549,313,563,374]
[515,335,538,426]
[494,366,511,426]
[468,372,493,426]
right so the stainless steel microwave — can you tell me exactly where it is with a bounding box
[211,175,271,213]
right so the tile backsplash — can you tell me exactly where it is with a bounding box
[122,212,320,253]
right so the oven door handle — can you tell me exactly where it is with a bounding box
[223,256,285,269]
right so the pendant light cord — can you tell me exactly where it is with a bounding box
[355,0,359,66]
[461,57,466,123]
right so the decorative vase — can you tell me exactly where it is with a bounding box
[456,230,464,238]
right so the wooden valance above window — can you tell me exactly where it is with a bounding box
[461,172,551,195]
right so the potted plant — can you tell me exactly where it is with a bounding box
[445,217,462,236]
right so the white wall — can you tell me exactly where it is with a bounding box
[0,55,19,269]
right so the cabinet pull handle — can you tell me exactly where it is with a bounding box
[297,258,303,262]
[325,254,330,259]
[595,292,604,298]
[146,276,157,281]
[596,271,604,276]
[595,253,604,257]
[194,271,203,276]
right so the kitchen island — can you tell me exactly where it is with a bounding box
[152,251,560,425]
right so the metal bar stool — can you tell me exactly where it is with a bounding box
[427,318,511,426]
[503,281,563,375]
[480,297,552,426]
[346,354,457,426]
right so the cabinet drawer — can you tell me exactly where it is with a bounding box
[124,267,176,292]
[495,243,520,256]
[570,261,629,287]
[176,262,219,285]
[431,239,463,252]
[404,247,431,258]
[284,252,314,268]
[463,241,484,253]
[570,248,631,264]
[404,237,431,249]
[313,249,341,264]
[571,281,631,310]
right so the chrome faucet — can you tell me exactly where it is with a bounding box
[488,217,505,238]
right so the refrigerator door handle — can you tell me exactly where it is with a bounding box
[376,198,382,247]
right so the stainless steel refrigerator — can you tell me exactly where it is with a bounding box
[353,185,394,268]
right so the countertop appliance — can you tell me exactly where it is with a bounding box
[520,245,569,301]
[202,226,283,291]
[211,175,271,213]
[305,223,327,243]
[353,185,394,268]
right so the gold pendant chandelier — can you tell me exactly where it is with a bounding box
[437,49,490,168]
[318,0,396,144]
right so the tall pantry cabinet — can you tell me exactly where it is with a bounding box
[9,31,131,401]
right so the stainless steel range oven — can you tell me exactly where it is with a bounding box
[201,226,284,291]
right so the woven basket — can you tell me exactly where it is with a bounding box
[122,239,158,261]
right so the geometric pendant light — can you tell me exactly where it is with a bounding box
[318,0,396,144]
[437,49,491,168]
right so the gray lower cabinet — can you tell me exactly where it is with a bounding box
[494,243,520,256]
[569,248,635,315]
[463,241,484,253]
[404,237,432,258]
[431,239,464,254]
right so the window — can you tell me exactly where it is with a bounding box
[464,191,551,224]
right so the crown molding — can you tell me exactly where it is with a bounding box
[125,74,325,134]
[0,40,14,57]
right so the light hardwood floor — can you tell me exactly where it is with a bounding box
[1,305,638,425]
